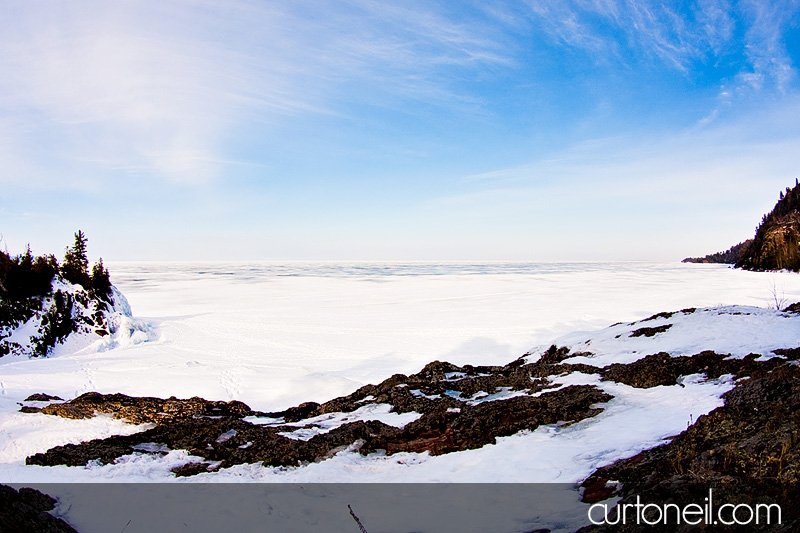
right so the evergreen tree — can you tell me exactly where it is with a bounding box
[61,230,90,287]
[90,258,113,303]
[0,246,58,303]
[736,181,800,271]
[32,254,59,296]
[1,233,118,358]
[20,245,33,270]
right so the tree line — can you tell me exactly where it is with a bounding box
[683,179,800,272]
[0,231,112,307]
[735,179,800,271]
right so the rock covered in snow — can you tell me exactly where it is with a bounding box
[23,374,613,474]
[0,277,150,358]
[580,360,800,532]
[20,304,800,490]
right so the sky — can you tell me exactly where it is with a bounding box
[1,0,800,261]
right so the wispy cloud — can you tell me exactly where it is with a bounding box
[520,0,706,69]
[738,0,799,91]
[521,1,618,59]
[3,0,800,261]
[519,0,799,88]
[4,1,796,192]
[0,0,514,189]
[695,0,735,53]
[449,96,800,215]
[2,2,272,185]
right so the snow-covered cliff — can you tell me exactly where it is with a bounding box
[0,276,150,358]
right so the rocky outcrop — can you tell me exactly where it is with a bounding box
[24,392,252,423]
[599,350,784,389]
[24,355,613,474]
[23,331,800,483]
[0,279,146,358]
[737,215,800,271]
[683,181,800,271]
[9,281,150,359]
[0,233,150,358]
[24,393,64,402]
[579,354,800,532]
[0,485,78,533]
[735,182,800,272]
[14,304,800,533]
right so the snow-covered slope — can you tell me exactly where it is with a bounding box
[2,303,798,484]
[0,279,151,359]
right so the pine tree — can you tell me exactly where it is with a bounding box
[32,254,59,296]
[20,245,33,270]
[61,230,90,287]
[90,258,113,303]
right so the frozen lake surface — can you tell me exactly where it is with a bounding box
[1,261,799,489]
[97,261,800,410]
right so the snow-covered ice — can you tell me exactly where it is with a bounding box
[1,261,799,486]
[276,404,422,441]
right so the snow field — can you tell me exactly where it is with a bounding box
[0,262,798,485]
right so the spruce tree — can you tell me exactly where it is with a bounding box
[61,230,90,287]
[90,258,113,303]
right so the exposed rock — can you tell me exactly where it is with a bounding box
[23,332,800,486]
[683,182,800,272]
[1,235,149,359]
[26,384,611,472]
[639,308,696,322]
[267,347,579,421]
[773,346,800,359]
[738,218,800,272]
[25,345,615,474]
[0,280,147,359]
[171,461,218,477]
[599,350,789,389]
[31,391,252,424]
[0,484,78,533]
[736,182,800,272]
[629,324,672,337]
[640,311,678,322]
[376,384,612,456]
[24,393,64,402]
[579,361,800,532]
[783,302,800,314]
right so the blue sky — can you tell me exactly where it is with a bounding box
[2,0,800,261]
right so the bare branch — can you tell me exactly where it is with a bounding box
[348,504,369,533]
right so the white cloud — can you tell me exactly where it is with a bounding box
[520,0,799,89]
[696,0,735,53]
[0,0,515,189]
[739,0,799,92]
[446,97,800,230]
[1,2,257,185]
[520,0,707,69]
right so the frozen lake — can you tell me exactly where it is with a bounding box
[2,260,799,489]
[94,260,800,411]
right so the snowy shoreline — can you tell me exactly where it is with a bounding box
[2,301,800,532]
[2,261,799,531]
[3,300,799,484]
